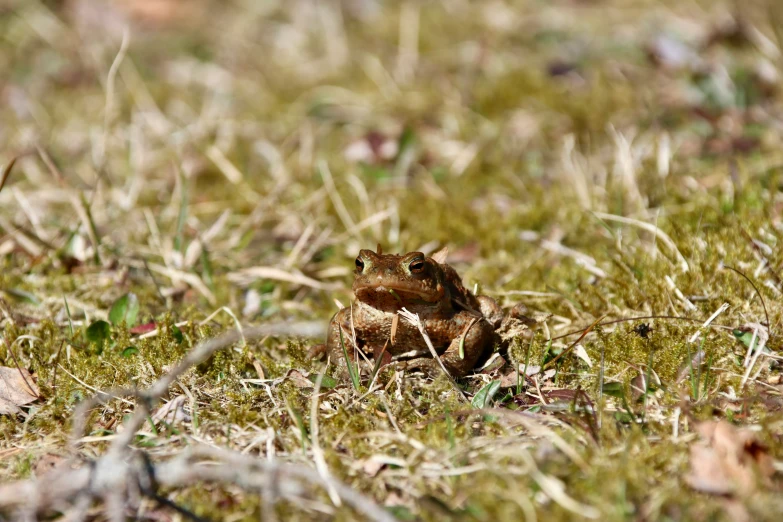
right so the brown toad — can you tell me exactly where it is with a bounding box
[321,246,505,377]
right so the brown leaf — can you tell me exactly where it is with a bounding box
[430,246,449,264]
[686,420,774,497]
[445,243,478,264]
[499,364,540,388]
[0,367,40,414]
[151,395,191,426]
[480,354,506,375]
[545,389,580,402]
[285,369,314,389]
[361,457,386,477]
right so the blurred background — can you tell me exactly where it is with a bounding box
[0,0,781,318]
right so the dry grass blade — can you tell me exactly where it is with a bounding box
[227,266,337,291]
[592,212,689,272]
[310,371,341,506]
[722,265,770,329]
[0,156,17,195]
[543,315,605,370]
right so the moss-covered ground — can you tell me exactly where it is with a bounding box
[1,0,782,520]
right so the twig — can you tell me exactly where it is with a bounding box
[0,445,396,522]
[722,264,770,329]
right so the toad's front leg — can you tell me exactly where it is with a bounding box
[322,307,383,378]
[400,313,497,377]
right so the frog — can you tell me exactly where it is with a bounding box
[314,245,507,377]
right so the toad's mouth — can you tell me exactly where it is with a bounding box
[354,283,440,302]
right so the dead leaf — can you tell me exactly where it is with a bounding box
[285,369,314,389]
[480,354,506,375]
[499,364,540,387]
[646,34,701,70]
[151,395,190,426]
[544,389,581,403]
[446,243,479,264]
[430,246,449,264]
[496,316,531,344]
[343,131,398,164]
[573,344,592,368]
[0,366,40,414]
[686,420,774,497]
[362,457,385,477]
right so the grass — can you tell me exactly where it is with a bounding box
[0,0,782,520]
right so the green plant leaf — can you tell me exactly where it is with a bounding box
[308,373,338,389]
[171,325,184,344]
[472,380,501,409]
[121,346,139,357]
[109,293,139,327]
[339,327,360,391]
[4,288,41,306]
[732,329,758,349]
[86,320,111,353]
[602,381,626,398]
[201,248,215,292]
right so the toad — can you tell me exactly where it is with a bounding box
[316,246,507,377]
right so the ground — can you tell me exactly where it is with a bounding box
[0,0,782,520]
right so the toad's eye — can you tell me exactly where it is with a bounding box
[409,258,425,273]
[355,257,365,271]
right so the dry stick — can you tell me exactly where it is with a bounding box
[0,446,397,522]
[687,303,729,345]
